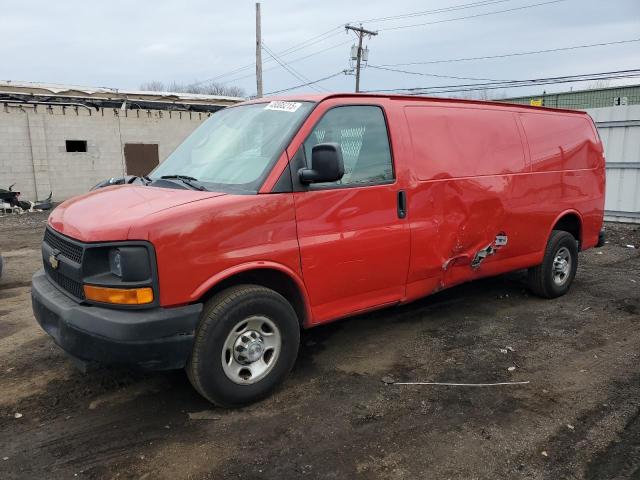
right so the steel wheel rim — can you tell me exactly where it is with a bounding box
[552,246,572,286]
[221,315,281,385]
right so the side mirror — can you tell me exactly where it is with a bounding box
[299,143,344,184]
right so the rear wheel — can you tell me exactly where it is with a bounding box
[528,230,579,298]
[187,285,300,407]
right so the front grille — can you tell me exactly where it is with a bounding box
[44,262,85,299]
[44,228,83,263]
[43,227,85,299]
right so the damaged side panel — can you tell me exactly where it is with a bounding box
[471,233,508,269]
[439,177,513,287]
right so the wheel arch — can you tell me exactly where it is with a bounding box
[191,262,312,328]
[549,210,583,249]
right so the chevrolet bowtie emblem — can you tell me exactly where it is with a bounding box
[49,252,60,270]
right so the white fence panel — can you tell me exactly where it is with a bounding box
[586,105,640,223]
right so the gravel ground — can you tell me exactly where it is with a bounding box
[0,212,638,479]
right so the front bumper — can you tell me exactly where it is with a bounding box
[31,269,202,370]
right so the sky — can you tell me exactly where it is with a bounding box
[1,0,639,98]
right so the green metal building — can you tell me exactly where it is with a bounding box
[498,83,640,110]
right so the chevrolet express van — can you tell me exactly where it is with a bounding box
[32,94,605,406]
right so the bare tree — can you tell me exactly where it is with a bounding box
[139,80,166,92]
[585,79,611,90]
[140,80,246,98]
[450,88,500,101]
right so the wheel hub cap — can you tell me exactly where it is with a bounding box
[222,315,282,385]
[234,331,265,364]
[552,246,571,285]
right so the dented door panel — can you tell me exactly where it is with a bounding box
[439,176,513,287]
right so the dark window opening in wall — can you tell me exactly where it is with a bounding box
[66,140,87,152]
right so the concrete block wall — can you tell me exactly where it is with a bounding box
[0,105,209,202]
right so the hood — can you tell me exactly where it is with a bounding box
[49,185,226,242]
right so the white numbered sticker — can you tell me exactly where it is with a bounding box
[265,101,302,113]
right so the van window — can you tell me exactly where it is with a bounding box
[152,101,314,192]
[405,106,526,180]
[303,106,394,187]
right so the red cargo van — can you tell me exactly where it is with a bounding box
[32,94,605,406]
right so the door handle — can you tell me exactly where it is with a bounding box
[397,190,407,219]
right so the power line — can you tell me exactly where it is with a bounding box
[379,0,568,31]
[195,28,345,85]
[195,0,569,90]
[361,69,640,94]
[222,39,352,85]
[369,65,514,82]
[193,0,560,87]
[263,70,351,96]
[273,27,345,57]
[200,1,509,85]
[380,70,640,93]
[378,38,640,66]
[430,73,640,94]
[355,0,514,24]
[262,42,326,92]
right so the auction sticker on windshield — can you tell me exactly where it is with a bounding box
[265,101,302,113]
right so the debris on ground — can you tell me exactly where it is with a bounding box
[0,183,52,214]
[13,412,23,419]
[381,376,395,384]
[508,366,517,372]
[187,410,221,421]
[393,381,530,387]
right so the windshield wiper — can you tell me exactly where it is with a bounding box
[159,175,208,191]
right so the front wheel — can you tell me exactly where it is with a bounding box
[187,285,300,407]
[528,230,579,298]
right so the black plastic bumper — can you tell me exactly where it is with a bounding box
[596,230,606,248]
[31,269,203,370]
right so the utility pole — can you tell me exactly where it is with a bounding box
[345,24,377,93]
[255,2,263,98]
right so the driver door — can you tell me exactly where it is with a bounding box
[291,103,411,324]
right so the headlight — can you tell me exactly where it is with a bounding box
[82,244,156,307]
[109,249,123,277]
[84,245,152,283]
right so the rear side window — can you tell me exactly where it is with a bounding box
[404,106,526,180]
[303,105,394,187]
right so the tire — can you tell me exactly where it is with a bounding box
[187,284,300,407]
[528,230,579,299]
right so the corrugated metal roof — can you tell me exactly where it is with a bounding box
[0,80,245,104]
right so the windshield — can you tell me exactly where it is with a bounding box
[150,101,315,192]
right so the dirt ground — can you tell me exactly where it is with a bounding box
[0,212,638,480]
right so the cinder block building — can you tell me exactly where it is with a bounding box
[0,81,242,202]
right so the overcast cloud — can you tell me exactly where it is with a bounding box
[1,0,639,98]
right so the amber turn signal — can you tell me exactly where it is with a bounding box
[83,285,154,305]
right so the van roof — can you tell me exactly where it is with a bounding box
[242,92,589,116]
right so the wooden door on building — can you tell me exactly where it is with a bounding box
[124,143,159,176]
